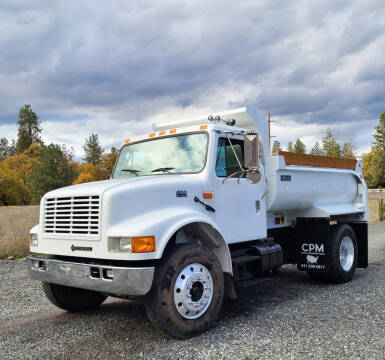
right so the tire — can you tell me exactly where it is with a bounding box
[308,224,358,284]
[145,243,224,339]
[42,282,107,312]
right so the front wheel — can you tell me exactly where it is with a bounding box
[42,282,107,312]
[308,224,357,284]
[145,243,224,339]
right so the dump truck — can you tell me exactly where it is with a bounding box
[27,107,369,338]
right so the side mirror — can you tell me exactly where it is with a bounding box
[244,133,261,183]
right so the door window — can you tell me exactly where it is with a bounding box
[215,138,244,177]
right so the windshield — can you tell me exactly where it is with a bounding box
[112,133,208,179]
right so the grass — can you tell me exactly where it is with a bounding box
[0,224,30,259]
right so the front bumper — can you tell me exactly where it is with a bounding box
[27,256,154,296]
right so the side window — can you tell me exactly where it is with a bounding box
[215,138,244,177]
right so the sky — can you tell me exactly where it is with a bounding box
[0,0,384,157]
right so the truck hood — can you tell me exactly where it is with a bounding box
[43,176,179,199]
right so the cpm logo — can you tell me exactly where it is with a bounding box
[301,243,324,253]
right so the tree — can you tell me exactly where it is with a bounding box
[0,163,31,205]
[271,140,282,155]
[83,134,104,166]
[0,138,15,161]
[322,128,341,157]
[293,138,306,154]
[342,138,355,159]
[30,144,77,201]
[16,105,42,153]
[367,111,385,187]
[97,147,118,178]
[362,152,375,188]
[286,141,294,152]
[310,142,324,155]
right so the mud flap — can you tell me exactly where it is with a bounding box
[296,218,331,272]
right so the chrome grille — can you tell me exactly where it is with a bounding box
[44,196,100,235]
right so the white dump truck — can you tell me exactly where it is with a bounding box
[27,107,369,338]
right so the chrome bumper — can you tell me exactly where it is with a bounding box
[27,256,154,296]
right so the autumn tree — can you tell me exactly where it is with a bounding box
[16,105,42,153]
[83,134,104,165]
[322,129,341,157]
[30,144,77,201]
[0,163,31,205]
[362,152,375,188]
[271,140,281,155]
[310,142,324,155]
[293,138,306,154]
[97,147,118,178]
[342,138,355,159]
[286,141,294,152]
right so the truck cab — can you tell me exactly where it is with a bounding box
[27,106,369,338]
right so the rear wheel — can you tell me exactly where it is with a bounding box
[42,282,107,312]
[145,243,224,339]
[308,224,357,284]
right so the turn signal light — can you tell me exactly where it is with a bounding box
[203,192,213,199]
[132,236,156,253]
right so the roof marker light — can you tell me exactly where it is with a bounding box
[159,130,166,136]
[149,133,155,138]
[200,125,208,130]
[169,129,176,134]
[124,138,130,143]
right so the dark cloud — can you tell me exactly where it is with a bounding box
[0,0,384,154]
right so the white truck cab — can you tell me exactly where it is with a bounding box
[27,106,369,338]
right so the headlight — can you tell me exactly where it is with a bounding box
[30,234,38,247]
[119,237,132,252]
[108,236,155,253]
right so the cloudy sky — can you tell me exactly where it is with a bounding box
[0,0,384,157]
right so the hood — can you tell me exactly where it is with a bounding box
[43,174,201,199]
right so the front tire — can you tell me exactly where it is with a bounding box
[145,243,224,339]
[42,282,107,312]
[308,224,357,284]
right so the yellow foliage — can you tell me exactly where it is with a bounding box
[73,172,96,184]
[2,153,32,185]
[0,163,31,205]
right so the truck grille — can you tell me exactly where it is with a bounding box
[44,196,100,235]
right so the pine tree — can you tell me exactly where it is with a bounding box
[30,144,77,201]
[310,141,324,155]
[286,141,294,152]
[322,128,341,157]
[83,134,104,166]
[368,111,385,187]
[16,105,42,153]
[271,140,282,155]
[293,138,306,154]
[342,138,355,159]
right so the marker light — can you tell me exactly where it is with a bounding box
[200,125,208,130]
[124,138,130,143]
[149,133,155,138]
[169,129,176,134]
[159,131,166,136]
[132,236,156,253]
[203,192,213,199]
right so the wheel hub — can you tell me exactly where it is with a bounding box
[339,236,354,271]
[173,263,213,319]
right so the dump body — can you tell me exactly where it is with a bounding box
[266,152,368,221]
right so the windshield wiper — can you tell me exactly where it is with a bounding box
[151,167,174,174]
[121,168,140,176]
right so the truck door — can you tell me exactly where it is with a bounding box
[213,137,267,243]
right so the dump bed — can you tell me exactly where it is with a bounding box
[266,152,368,219]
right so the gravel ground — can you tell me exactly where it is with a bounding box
[1,223,384,360]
